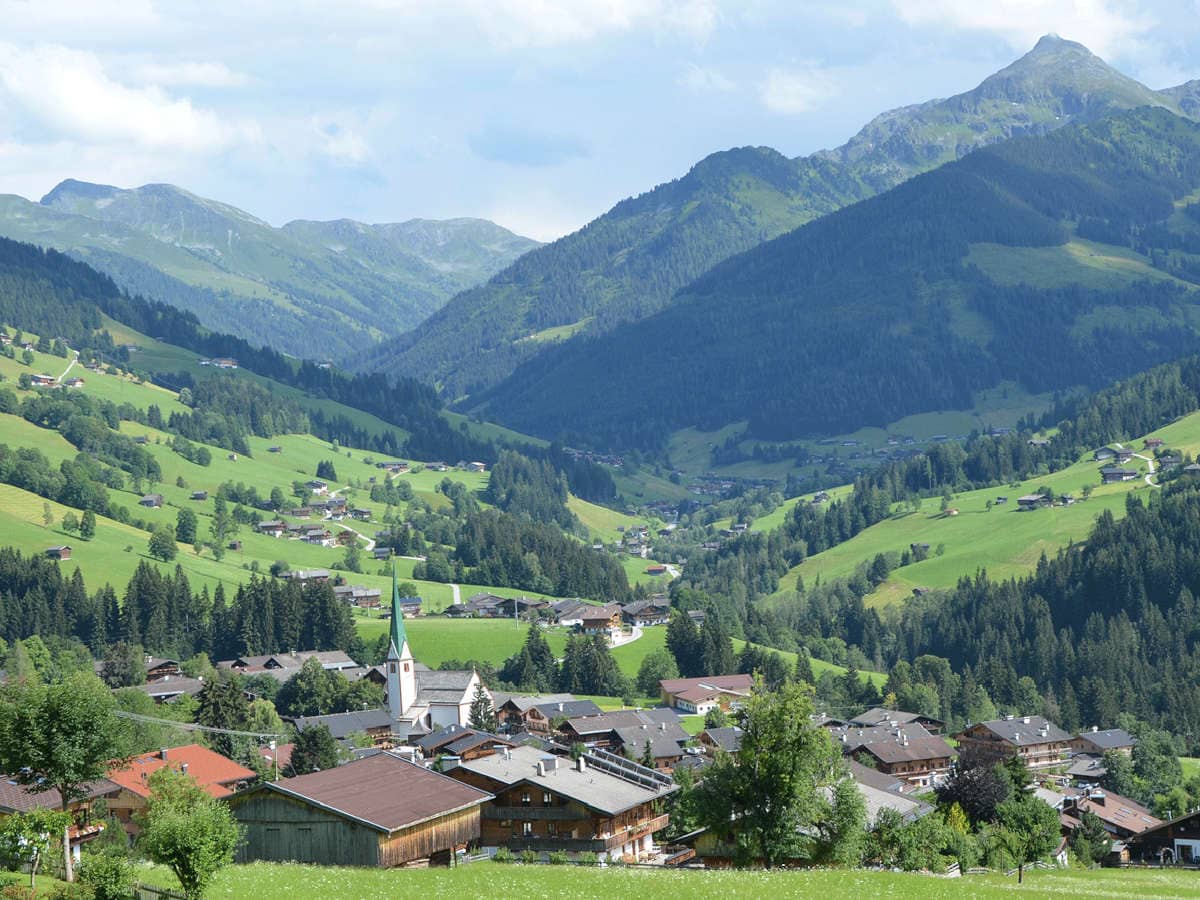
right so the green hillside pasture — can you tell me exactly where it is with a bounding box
[609,625,667,676]
[966,237,1194,291]
[351,618,571,669]
[775,453,1148,609]
[441,410,548,450]
[136,856,1200,899]
[567,495,650,542]
[619,554,676,588]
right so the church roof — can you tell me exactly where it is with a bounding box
[389,562,409,658]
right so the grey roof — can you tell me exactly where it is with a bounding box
[833,723,933,751]
[845,759,907,795]
[534,699,602,719]
[701,726,743,754]
[291,708,394,740]
[847,708,942,729]
[1066,754,1108,780]
[967,716,1072,746]
[493,693,576,712]
[614,727,685,760]
[565,708,687,743]
[1076,728,1136,750]
[450,745,675,816]
[130,677,205,699]
[417,670,475,690]
[855,735,956,765]
[414,723,474,753]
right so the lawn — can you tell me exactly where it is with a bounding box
[1181,756,1200,780]
[135,859,1200,899]
[610,625,667,676]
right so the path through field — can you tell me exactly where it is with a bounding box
[451,583,461,605]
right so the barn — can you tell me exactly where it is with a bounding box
[227,752,492,867]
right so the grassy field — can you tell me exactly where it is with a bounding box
[350,617,573,669]
[135,859,1200,899]
[1180,756,1200,780]
[773,448,1153,608]
[966,237,1197,291]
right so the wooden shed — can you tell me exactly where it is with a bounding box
[227,753,492,867]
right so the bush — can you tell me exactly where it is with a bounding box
[492,847,513,864]
[548,851,569,865]
[78,849,134,900]
[45,884,94,900]
[575,851,598,866]
[519,849,538,865]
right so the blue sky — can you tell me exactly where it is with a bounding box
[0,1,1198,240]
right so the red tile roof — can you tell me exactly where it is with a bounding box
[659,674,754,697]
[107,744,256,799]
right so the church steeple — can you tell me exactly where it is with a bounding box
[386,561,415,722]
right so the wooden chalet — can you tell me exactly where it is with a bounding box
[139,493,164,508]
[952,715,1071,769]
[105,745,255,837]
[446,745,676,861]
[45,545,72,560]
[848,733,956,788]
[577,603,623,639]
[1100,466,1138,484]
[230,753,491,867]
[0,778,121,860]
[493,694,603,734]
[556,709,690,770]
[290,708,396,748]
[1061,786,1161,843]
[1129,807,1200,864]
[413,724,515,761]
[1071,727,1136,756]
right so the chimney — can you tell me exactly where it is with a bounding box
[558,702,564,712]
[1014,732,1020,742]
[660,722,666,732]
[576,756,587,772]
[536,761,546,777]
[160,748,168,760]
[1092,725,1099,733]
[1022,716,1030,724]
[181,763,189,775]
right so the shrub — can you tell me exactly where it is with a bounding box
[519,849,538,865]
[548,851,569,865]
[492,847,513,864]
[78,849,134,900]
[575,851,598,866]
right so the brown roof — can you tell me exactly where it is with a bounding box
[577,603,621,622]
[659,674,754,696]
[1064,787,1162,835]
[258,753,492,833]
[855,736,957,765]
[0,778,120,813]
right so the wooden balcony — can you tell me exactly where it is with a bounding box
[483,805,588,821]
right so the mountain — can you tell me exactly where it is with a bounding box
[0,180,539,360]
[470,108,1200,448]
[364,35,1200,399]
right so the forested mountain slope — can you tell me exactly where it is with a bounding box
[0,180,538,360]
[366,35,1200,399]
[473,108,1200,448]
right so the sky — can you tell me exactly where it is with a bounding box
[1,1,1199,241]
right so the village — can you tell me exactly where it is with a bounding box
[2,574,1192,881]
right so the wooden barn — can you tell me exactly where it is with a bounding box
[227,753,492,867]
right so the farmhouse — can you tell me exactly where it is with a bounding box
[659,674,754,714]
[493,694,603,734]
[558,709,689,764]
[1130,808,1200,863]
[129,676,205,703]
[290,708,396,748]
[139,493,164,507]
[952,715,1071,769]
[1061,786,1161,841]
[29,374,57,386]
[190,490,208,501]
[446,744,676,861]
[578,603,623,640]
[333,584,384,609]
[63,377,85,388]
[1144,438,1165,449]
[105,745,255,837]
[255,520,287,537]
[621,598,672,626]
[413,724,516,761]
[1071,726,1137,756]
[846,733,956,788]
[1017,494,1050,510]
[699,726,743,757]
[45,545,72,560]
[230,753,491,868]
[1100,466,1139,484]
[0,778,120,858]
[281,568,331,584]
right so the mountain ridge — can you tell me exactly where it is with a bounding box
[364,35,1200,400]
[0,179,540,361]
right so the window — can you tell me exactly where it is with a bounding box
[542,792,553,806]
[520,792,531,806]
[522,822,533,836]
[547,822,557,836]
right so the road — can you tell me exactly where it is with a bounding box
[325,486,375,550]
[59,350,79,381]
[1115,443,1159,489]
[665,564,681,579]
[610,623,643,648]
[451,583,461,605]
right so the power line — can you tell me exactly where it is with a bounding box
[114,710,285,741]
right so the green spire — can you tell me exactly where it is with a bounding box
[389,559,408,657]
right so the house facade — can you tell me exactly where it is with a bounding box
[446,745,676,861]
[952,715,1071,769]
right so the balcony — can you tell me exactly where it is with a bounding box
[483,806,588,822]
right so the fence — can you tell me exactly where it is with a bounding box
[133,881,186,900]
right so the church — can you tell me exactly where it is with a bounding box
[386,568,490,738]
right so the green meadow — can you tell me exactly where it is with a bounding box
[134,859,1200,899]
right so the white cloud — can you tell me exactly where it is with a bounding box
[132,61,249,88]
[0,43,259,152]
[312,119,372,166]
[678,62,735,93]
[888,0,1155,58]
[353,0,719,48]
[760,64,837,114]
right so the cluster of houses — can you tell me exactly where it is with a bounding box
[198,357,238,369]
